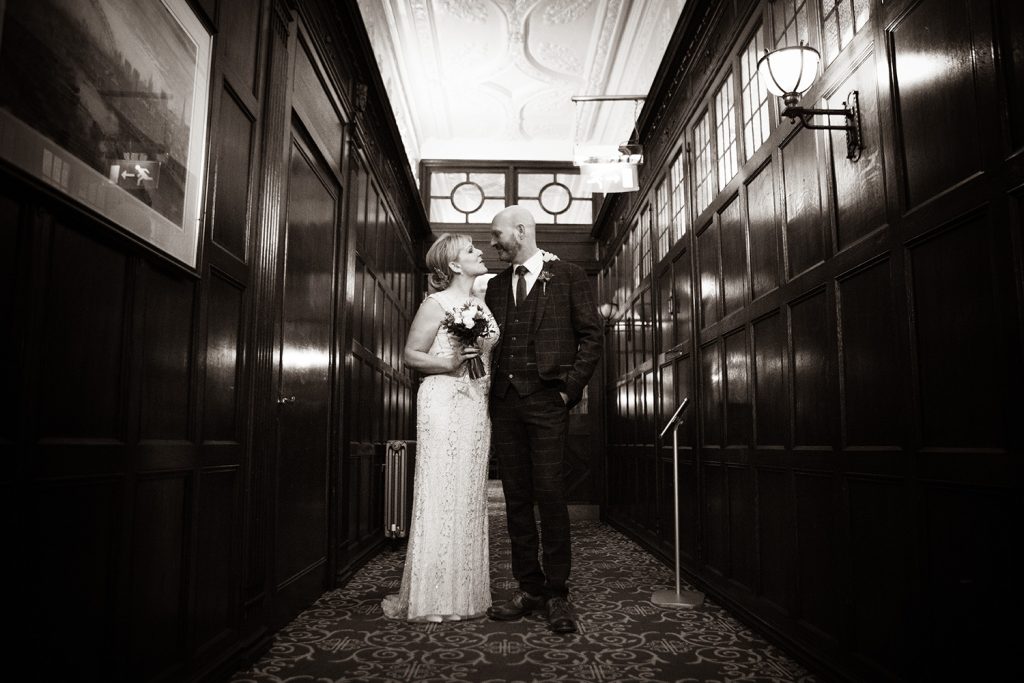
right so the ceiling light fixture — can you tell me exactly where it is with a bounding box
[571,94,646,193]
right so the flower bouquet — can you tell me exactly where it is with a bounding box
[442,301,492,379]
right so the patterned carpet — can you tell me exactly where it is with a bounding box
[231,483,816,682]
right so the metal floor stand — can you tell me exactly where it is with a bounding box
[651,398,705,608]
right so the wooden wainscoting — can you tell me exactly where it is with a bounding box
[595,0,1023,681]
[6,0,429,680]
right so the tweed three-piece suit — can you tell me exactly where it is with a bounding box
[485,257,602,598]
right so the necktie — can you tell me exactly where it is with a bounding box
[515,265,528,307]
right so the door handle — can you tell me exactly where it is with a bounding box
[277,395,296,405]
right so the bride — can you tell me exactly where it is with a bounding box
[381,233,499,622]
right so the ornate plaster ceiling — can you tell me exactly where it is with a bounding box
[357,0,686,180]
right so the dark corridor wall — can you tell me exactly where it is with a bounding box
[3,0,426,680]
[595,0,1023,681]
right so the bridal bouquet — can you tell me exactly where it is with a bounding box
[442,301,492,379]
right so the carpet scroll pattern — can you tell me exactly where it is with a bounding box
[232,484,815,682]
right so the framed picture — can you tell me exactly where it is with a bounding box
[0,0,212,268]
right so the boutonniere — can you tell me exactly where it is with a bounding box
[541,250,560,263]
[534,251,559,293]
[537,269,554,295]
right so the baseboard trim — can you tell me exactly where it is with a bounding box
[195,628,275,682]
[335,536,387,587]
[567,504,600,520]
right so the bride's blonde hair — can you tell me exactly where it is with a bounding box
[425,232,472,292]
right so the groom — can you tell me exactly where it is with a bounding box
[485,205,603,633]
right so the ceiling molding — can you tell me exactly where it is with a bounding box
[357,0,686,179]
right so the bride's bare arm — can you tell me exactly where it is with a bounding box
[404,298,482,374]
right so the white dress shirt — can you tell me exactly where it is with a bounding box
[512,250,545,304]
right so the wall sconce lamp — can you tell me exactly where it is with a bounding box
[757,44,864,160]
[598,302,619,322]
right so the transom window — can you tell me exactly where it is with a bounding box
[740,27,771,160]
[631,219,642,288]
[516,172,593,224]
[821,0,870,64]
[423,163,593,225]
[715,75,738,191]
[428,171,505,223]
[772,0,810,49]
[627,211,653,289]
[670,151,686,241]
[639,206,652,284]
[655,177,671,258]
[693,110,714,215]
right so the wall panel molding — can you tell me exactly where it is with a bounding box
[1,0,431,679]
[597,0,1024,681]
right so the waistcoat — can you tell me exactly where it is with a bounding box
[491,281,543,398]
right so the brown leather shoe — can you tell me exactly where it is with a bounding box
[486,591,547,621]
[546,597,577,633]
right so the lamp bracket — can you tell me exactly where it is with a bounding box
[782,90,863,161]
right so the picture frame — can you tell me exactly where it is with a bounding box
[0,0,213,269]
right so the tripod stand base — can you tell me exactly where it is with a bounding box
[651,589,705,607]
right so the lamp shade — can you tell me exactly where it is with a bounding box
[757,45,820,101]
[598,302,619,320]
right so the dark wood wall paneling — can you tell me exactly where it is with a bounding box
[291,0,427,581]
[594,0,1023,681]
[343,149,418,576]
[4,0,267,676]
[7,0,428,680]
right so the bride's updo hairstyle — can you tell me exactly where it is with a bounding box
[425,232,472,292]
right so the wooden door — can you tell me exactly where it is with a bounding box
[273,127,339,622]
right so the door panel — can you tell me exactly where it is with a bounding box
[275,130,338,613]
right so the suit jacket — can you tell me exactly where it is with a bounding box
[485,258,603,408]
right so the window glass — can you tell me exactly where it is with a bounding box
[560,200,593,224]
[429,171,464,196]
[539,182,572,214]
[429,197,462,223]
[428,169,505,223]
[451,182,484,213]
[821,0,870,64]
[518,199,554,224]
[516,171,591,223]
[470,199,505,223]
[670,151,687,241]
[656,178,671,258]
[740,27,771,160]
[557,172,592,198]
[517,172,552,197]
[471,172,506,197]
[715,74,738,190]
[693,110,714,214]
[773,0,809,48]
[631,221,641,287]
[639,207,652,282]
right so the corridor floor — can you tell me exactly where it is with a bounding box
[231,483,816,682]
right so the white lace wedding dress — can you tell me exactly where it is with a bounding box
[381,290,499,621]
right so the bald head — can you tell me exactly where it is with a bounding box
[492,205,536,234]
[490,204,539,265]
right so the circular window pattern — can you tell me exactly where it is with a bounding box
[451,181,485,214]
[538,182,572,215]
